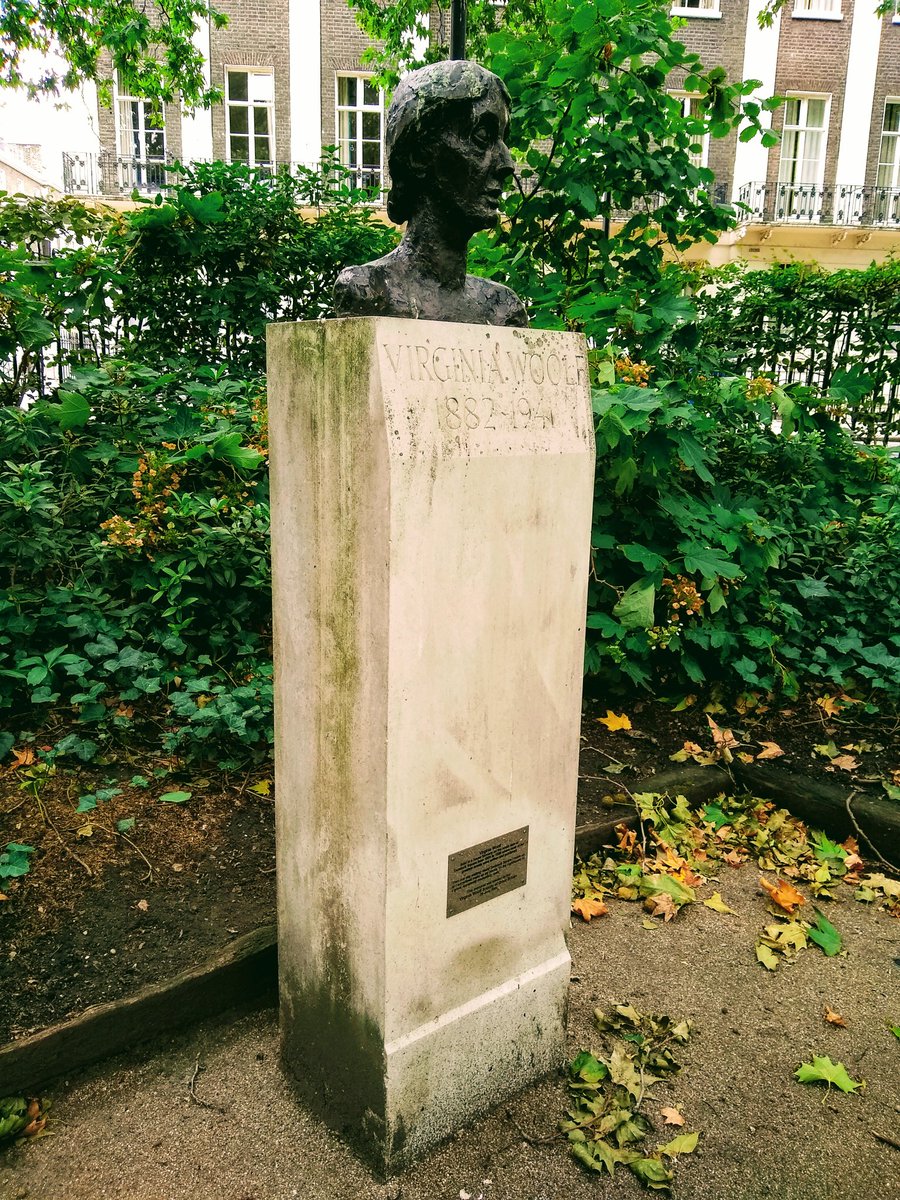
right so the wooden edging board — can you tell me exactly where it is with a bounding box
[2,764,896,1095]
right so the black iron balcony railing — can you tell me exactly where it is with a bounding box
[61,151,384,200]
[736,181,900,227]
[62,151,177,197]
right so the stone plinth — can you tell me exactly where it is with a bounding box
[267,317,595,1174]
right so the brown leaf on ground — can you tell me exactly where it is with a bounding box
[756,741,785,760]
[660,1106,685,1126]
[572,897,608,922]
[759,875,807,914]
[824,1005,848,1027]
[617,825,637,854]
[647,893,678,922]
[831,755,859,772]
[816,695,843,717]
[706,715,738,763]
[723,849,744,867]
[11,746,35,768]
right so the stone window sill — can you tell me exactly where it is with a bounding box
[792,11,844,19]
[670,7,723,17]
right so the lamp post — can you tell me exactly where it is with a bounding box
[450,0,467,60]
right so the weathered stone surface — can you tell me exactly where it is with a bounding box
[267,316,595,1174]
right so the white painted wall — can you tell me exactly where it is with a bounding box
[834,2,882,185]
[0,53,100,191]
[731,0,782,199]
[180,11,214,164]
[290,0,322,165]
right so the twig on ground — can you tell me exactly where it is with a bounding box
[873,1131,900,1152]
[506,1113,565,1147]
[845,791,897,872]
[188,1056,226,1114]
[42,802,94,876]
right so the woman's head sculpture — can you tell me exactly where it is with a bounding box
[384,61,512,228]
[333,60,527,327]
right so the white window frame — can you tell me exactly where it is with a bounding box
[671,0,721,17]
[792,0,843,20]
[894,0,900,23]
[777,93,831,221]
[335,74,385,193]
[874,98,900,224]
[670,93,710,170]
[224,67,276,169]
[113,76,167,194]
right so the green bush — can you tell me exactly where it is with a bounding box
[0,359,273,764]
[681,259,900,445]
[586,355,900,700]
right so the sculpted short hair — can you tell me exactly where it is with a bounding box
[385,60,510,225]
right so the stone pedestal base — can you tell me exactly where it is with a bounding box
[267,317,595,1173]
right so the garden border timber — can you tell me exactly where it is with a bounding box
[1,767,896,1096]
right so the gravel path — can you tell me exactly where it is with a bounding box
[2,866,898,1200]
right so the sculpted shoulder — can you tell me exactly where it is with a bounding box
[469,276,528,328]
[333,259,396,318]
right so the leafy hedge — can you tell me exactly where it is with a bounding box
[586,354,900,699]
[682,260,900,445]
[0,361,273,765]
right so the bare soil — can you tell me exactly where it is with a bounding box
[1,693,897,1046]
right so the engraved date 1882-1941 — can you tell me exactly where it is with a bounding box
[437,393,555,434]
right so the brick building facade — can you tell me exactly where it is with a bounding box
[65,0,900,249]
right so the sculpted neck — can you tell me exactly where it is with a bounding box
[398,203,473,290]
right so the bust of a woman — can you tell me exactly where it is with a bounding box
[333,60,527,328]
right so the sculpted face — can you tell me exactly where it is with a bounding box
[426,87,515,234]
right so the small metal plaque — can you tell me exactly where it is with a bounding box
[446,826,529,918]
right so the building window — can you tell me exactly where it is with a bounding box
[671,94,710,169]
[226,69,275,168]
[777,95,829,219]
[875,100,900,223]
[336,75,384,192]
[671,0,721,16]
[115,79,166,192]
[793,0,842,18]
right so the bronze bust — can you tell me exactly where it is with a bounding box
[333,61,527,328]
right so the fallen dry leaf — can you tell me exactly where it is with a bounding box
[706,715,738,763]
[617,825,637,854]
[830,755,859,772]
[816,695,843,717]
[723,849,744,867]
[11,746,35,768]
[759,875,807,915]
[756,741,785,760]
[824,1005,847,1027]
[647,893,678,922]
[136,899,149,911]
[572,897,608,922]
[597,710,632,731]
[0,892,7,902]
[660,1106,685,1127]
[737,752,755,764]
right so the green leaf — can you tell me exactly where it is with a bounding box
[795,1055,863,1093]
[210,433,264,471]
[116,817,136,833]
[613,581,655,630]
[159,790,192,804]
[621,544,666,573]
[640,873,696,907]
[807,909,842,956]
[569,1051,609,1085]
[659,1131,699,1156]
[629,1156,673,1190]
[680,545,742,583]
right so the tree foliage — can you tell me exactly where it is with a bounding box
[0,0,227,104]
[350,0,778,357]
